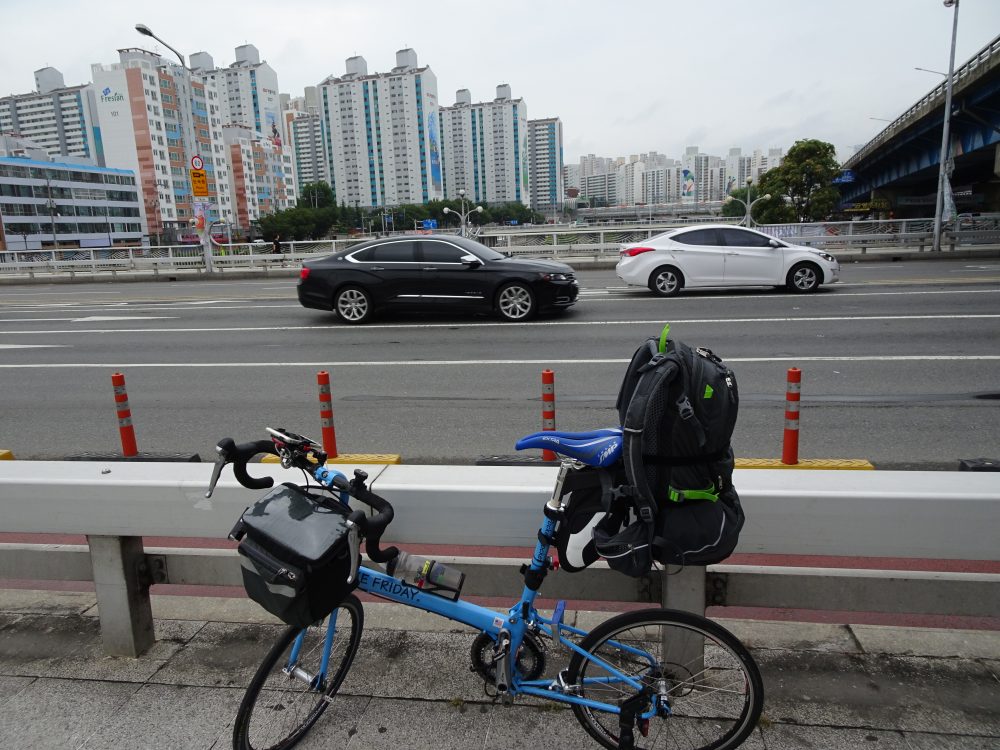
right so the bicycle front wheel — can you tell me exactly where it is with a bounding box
[233,594,364,750]
[566,608,763,750]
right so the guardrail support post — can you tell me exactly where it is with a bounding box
[87,535,155,657]
[661,565,707,677]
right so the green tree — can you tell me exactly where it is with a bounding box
[297,182,336,209]
[757,139,840,223]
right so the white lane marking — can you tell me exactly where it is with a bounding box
[1,316,178,323]
[0,344,69,349]
[1,313,998,336]
[0,286,997,315]
[584,288,1000,302]
[73,316,178,322]
[0,355,997,369]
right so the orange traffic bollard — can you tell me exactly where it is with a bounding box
[781,368,801,465]
[317,371,338,458]
[111,372,138,457]
[541,369,556,462]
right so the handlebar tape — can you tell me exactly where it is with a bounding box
[227,438,278,490]
[350,484,399,563]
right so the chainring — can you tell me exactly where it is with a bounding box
[470,631,547,683]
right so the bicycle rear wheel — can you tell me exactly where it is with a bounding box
[566,608,763,750]
[233,594,364,750]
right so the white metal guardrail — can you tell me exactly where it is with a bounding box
[0,461,997,656]
[2,216,998,277]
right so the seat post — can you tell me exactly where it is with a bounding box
[546,459,579,512]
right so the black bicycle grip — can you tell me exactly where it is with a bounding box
[351,484,398,563]
[225,438,278,490]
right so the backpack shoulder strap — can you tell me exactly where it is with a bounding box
[621,352,682,532]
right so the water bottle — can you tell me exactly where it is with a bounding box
[386,550,465,601]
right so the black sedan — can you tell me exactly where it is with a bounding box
[297,234,579,323]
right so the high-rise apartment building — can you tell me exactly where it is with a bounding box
[527,117,563,215]
[91,48,233,243]
[439,85,528,206]
[0,68,103,165]
[287,111,330,189]
[319,49,443,208]
[192,46,284,146]
[224,125,294,234]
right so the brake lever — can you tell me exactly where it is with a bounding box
[345,523,361,584]
[205,439,234,498]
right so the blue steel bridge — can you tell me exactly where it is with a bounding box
[841,33,1000,217]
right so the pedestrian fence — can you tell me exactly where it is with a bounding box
[2,216,998,277]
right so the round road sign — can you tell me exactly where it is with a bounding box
[191,155,205,170]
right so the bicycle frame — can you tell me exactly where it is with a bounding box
[284,495,661,720]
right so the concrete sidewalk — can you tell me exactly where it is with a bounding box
[0,589,997,749]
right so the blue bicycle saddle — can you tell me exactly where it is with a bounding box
[515,428,622,468]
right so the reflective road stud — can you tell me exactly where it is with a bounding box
[542,370,556,462]
[782,368,801,465]
[317,370,338,458]
[111,372,138,457]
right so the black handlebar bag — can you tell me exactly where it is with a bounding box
[230,483,357,628]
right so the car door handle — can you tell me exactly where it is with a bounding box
[370,266,385,270]
[422,267,437,271]
[726,252,741,256]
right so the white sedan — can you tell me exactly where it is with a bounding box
[616,224,840,296]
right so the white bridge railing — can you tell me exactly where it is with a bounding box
[0,461,997,657]
[2,216,998,277]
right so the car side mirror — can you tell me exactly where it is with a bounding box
[768,239,782,248]
[461,255,483,267]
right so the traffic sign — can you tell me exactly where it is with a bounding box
[191,155,204,170]
[190,169,209,197]
[422,219,438,229]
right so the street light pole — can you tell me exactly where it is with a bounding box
[932,0,960,253]
[135,23,215,272]
[724,177,771,227]
[45,174,58,248]
[442,188,483,237]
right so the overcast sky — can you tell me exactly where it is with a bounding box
[2,0,998,164]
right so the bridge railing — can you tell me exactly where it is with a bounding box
[0,461,997,656]
[2,217,998,276]
[847,33,1000,167]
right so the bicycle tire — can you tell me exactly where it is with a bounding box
[233,594,364,750]
[566,607,763,750]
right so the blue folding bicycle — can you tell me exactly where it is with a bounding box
[209,426,763,750]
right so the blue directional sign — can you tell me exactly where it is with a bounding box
[832,170,855,184]
[510,219,519,226]
[422,219,438,229]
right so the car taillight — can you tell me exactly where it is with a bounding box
[299,267,310,280]
[621,246,655,258]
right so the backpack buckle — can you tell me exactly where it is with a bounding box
[638,506,655,523]
[676,395,695,420]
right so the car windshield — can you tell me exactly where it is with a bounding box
[466,244,507,261]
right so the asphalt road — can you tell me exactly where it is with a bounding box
[1,258,998,468]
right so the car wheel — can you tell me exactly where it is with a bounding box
[335,286,373,323]
[786,262,821,293]
[496,283,536,322]
[648,266,683,297]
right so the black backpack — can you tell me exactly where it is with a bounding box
[593,325,745,575]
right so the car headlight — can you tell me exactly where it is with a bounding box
[814,252,836,263]
[540,272,570,281]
